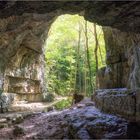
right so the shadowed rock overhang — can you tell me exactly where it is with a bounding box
[0,1,140,33]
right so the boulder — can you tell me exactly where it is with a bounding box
[13,125,24,136]
[93,89,136,120]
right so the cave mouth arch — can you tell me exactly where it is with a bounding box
[0,1,139,104]
[44,14,106,97]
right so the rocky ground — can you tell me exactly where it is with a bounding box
[0,99,140,139]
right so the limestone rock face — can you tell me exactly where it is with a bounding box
[0,93,14,113]
[97,27,140,89]
[0,13,56,102]
[93,89,139,120]
[0,1,140,33]
[0,1,140,102]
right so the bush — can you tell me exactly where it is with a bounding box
[54,98,72,110]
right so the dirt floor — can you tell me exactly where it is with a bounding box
[10,96,68,112]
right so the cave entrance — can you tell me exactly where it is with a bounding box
[43,14,106,103]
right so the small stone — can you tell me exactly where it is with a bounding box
[77,104,85,108]
[6,116,11,121]
[0,118,7,123]
[0,123,8,129]
[12,115,24,124]
[77,128,91,139]
[13,125,24,136]
[85,102,95,106]
[85,115,96,121]
[47,106,55,112]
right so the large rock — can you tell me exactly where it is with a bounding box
[66,106,128,139]
[93,89,136,120]
[0,93,14,113]
[97,27,140,89]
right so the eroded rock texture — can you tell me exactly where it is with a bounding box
[0,14,56,101]
[93,89,140,122]
[93,89,136,119]
[97,27,140,89]
[0,100,132,139]
[0,1,140,102]
[1,1,140,33]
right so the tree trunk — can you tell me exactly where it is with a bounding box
[74,23,81,94]
[85,21,93,96]
[93,23,99,89]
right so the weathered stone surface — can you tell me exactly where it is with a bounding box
[93,89,136,120]
[0,99,131,139]
[0,2,140,33]
[12,115,24,124]
[0,1,140,103]
[66,105,128,139]
[0,93,14,113]
[97,27,140,89]
[13,125,24,136]
[128,46,140,89]
[47,106,55,112]
[0,13,52,102]
[136,90,140,122]
[0,118,7,123]
[0,123,8,129]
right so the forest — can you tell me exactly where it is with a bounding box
[44,14,106,98]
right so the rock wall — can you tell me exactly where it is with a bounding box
[0,13,57,102]
[97,27,140,89]
[93,89,140,121]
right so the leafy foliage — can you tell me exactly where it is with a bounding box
[44,14,106,96]
[54,98,72,110]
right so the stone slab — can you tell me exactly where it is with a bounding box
[93,89,136,120]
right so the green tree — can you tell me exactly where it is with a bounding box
[44,14,106,97]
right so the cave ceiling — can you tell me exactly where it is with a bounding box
[0,1,140,33]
